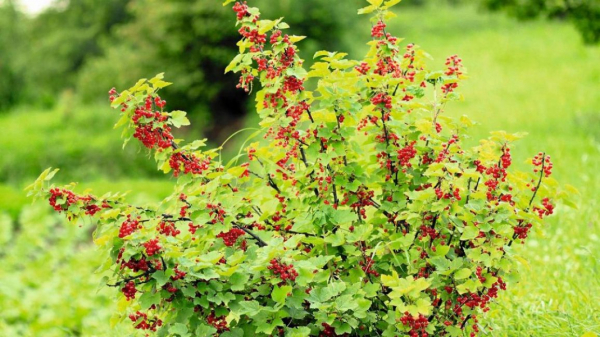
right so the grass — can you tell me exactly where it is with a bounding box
[0,179,171,336]
[0,101,165,184]
[343,3,599,336]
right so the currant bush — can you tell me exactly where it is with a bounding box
[27,0,567,336]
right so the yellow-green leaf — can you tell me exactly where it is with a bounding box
[384,0,402,7]
[367,0,384,7]
[272,285,292,304]
[454,268,471,280]
[357,5,377,15]
[258,19,280,35]
[170,110,190,128]
[289,35,306,43]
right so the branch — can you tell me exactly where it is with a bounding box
[267,175,281,194]
[466,177,480,204]
[233,222,268,247]
[305,106,315,123]
[298,144,319,197]
[107,269,154,287]
[460,314,472,329]
[465,177,472,203]
[527,152,546,210]
[392,83,400,96]
[253,157,282,194]
[286,230,320,237]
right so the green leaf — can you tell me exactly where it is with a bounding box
[237,300,261,317]
[171,110,190,128]
[385,0,402,8]
[255,319,284,334]
[258,19,279,35]
[175,305,195,324]
[148,72,164,81]
[382,272,430,299]
[139,291,161,310]
[313,50,332,59]
[454,268,471,280]
[286,67,308,79]
[113,112,130,129]
[111,90,131,108]
[272,285,292,304]
[357,5,377,15]
[362,282,380,298]
[307,282,346,303]
[461,225,479,240]
[44,168,60,181]
[289,35,306,43]
[152,270,169,286]
[188,139,207,150]
[286,327,311,337]
[335,294,358,312]
[149,73,172,89]
[456,279,480,294]
[169,323,190,336]
[334,322,352,334]
[414,298,432,315]
[324,231,345,247]
[196,324,218,336]
[36,167,53,183]
[152,80,172,89]
[225,54,243,74]
[431,245,450,257]
[229,273,250,291]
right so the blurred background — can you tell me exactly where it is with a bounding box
[0,0,598,336]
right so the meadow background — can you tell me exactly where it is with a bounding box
[0,0,598,336]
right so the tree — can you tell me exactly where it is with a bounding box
[0,0,26,111]
[15,0,131,106]
[482,0,600,44]
[77,0,362,141]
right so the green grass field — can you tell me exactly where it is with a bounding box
[0,2,598,336]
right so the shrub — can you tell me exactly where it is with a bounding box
[29,0,566,335]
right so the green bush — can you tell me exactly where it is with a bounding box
[29,0,570,335]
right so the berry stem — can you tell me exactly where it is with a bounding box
[527,152,546,210]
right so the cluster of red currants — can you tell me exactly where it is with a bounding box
[119,215,141,238]
[207,312,229,332]
[268,259,298,282]
[216,228,246,246]
[121,281,137,301]
[129,311,163,332]
[143,238,161,256]
[400,312,430,337]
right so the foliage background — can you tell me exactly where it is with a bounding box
[0,0,598,336]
